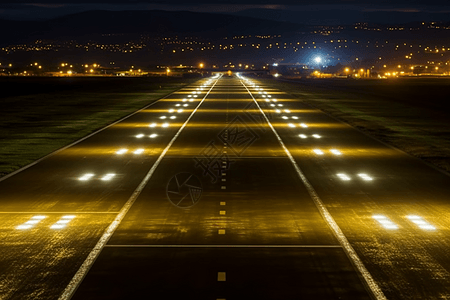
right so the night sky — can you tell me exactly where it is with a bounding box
[1,0,450,24]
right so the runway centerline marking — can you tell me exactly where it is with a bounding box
[241,79,387,300]
[58,76,221,300]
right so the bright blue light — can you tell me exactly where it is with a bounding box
[314,57,322,63]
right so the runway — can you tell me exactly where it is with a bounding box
[1,74,449,299]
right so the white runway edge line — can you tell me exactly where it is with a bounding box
[104,244,342,248]
[58,76,222,300]
[241,81,387,300]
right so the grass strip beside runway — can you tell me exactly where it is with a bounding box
[0,77,196,177]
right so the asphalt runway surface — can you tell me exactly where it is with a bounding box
[1,74,450,299]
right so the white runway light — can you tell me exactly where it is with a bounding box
[282,116,288,119]
[278,104,283,107]
[136,134,144,138]
[101,173,115,181]
[275,109,281,113]
[149,133,157,138]
[79,173,94,181]
[313,149,324,155]
[183,104,188,107]
[170,116,176,119]
[312,134,321,138]
[160,116,167,119]
[17,215,47,230]
[133,148,144,155]
[162,123,169,128]
[284,109,290,113]
[168,109,174,113]
[149,123,157,128]
[189,99,194,102]
[337,173,351,181]
[300,123,308,128]
[299,134,307,139]
[330,149,342,155]
[288,123,296,128]
[373,215,398,230]
[292,116,298,119]
[177,109,183,113]
[270,104,275,107]
[182,99,187,102]
[175,104,180,107]
[50,215,76,229]
[116,149,128,155]
[272,99,278,102]
[407,215,436,230]
[358,173,373,181]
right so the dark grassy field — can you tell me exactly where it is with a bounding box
[263,77,450,173]
[0,76,197,177]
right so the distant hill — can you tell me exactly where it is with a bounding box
[0,10,305,46]
[232,8,450,26]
